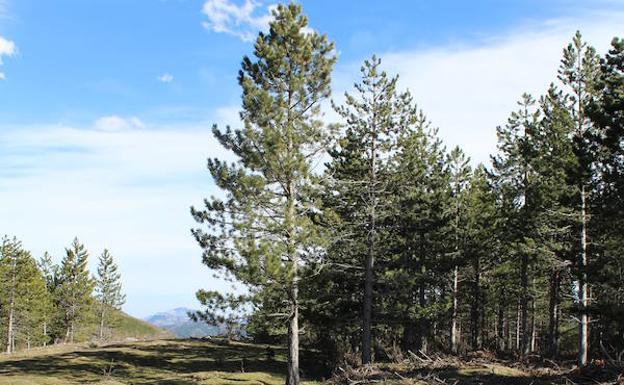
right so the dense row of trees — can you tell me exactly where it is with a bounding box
[0,236,125,353]
[191,3,623,384]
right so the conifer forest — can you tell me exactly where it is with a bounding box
[1,2,624,385]
[190,3,624,383]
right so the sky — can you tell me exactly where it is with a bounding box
[0,0,622,318]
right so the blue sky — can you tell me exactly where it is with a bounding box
[0,0,622,318]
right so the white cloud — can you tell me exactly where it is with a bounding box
[0,116,236,317]
[0,35,15,63]
[201,0,274,42]
[333,12,624,166]
[93,115,146,132]
[158,73,174,83]
[0,35,15,80]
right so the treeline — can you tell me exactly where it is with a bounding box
[190,4,624,384]
[0,236,125,353]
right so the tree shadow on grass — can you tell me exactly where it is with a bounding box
[0,339,327,385]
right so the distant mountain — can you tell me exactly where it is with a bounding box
[144,307,222,338]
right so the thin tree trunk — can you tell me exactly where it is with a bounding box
[574,47,590,367]
[362,120,377,365]
[507,313,512,352]
[450,187,461,354]
[285,117,299,385]
[530,297,537,352]
[362,196,374,364]
[516,301,521,351]
[579,184,589,366]
[99,306,106,340]
[497,292,505,353]
[450,265,459,353]
[287,287,299,385]
[470,256,481,350]
[418,262,428,353]
[520,252,529,358]
[547,268,561,357]
[6,252,17,354]
[43,322,48,347]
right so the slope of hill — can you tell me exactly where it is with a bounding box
[144,307,222,338]
[77,310,173,342]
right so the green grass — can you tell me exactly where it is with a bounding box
[0,338,321,385]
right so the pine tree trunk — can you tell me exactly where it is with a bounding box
[516,301,521,351]
[579,184,589,366]
[285,153,299,385]
[6,304,13,354]
[530,297,537,352]
[450,192,461,354]
[287,287,299,385]
[450,265,459,353]
[418,263,428,353]
[99,306,106,340]
[362,125,377,365]
[43,322,48,347]
[6,253,17,354]
[470,256,481,350]
[507,313,512,351]
[362,203,374,364]
[520,252,529,358]
[547,268,561,357]
[497,288,505,352]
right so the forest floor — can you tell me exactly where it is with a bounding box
[0,339,622,385]
[330,350,624,385]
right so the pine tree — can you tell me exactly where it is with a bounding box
[587,37,624,356]
[191,4,335,384]
[95,249,126,340]
[328,56,409,364]
[56,237,95,343]
[535,86,577,358]
[38,252,57,346]
[0,237,52,352]
[558,31,600,366]
[447,147,472,353]
[491,93,542,357]
[387,113,451,354]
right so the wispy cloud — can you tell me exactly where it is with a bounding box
[93,115,145,132]
[158,73,174,83]
[0,115,237,317]
[0,0,9,20]
[201,0,275,42]
[333,11,624,166]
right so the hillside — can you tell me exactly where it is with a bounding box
[144,307,222,338]
[102,310,173,341]
[70,309,173,344]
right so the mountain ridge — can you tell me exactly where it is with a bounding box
[143,307,221,338]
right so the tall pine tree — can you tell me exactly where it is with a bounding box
[191,4,335,384]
